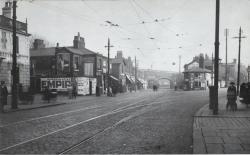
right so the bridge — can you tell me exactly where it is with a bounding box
[140,69,178,89]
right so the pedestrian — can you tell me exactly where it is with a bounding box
[246,82,250,107]
[44,86,50,103]
[226,81,237,111]
[72,82,77,99]
[0,81,8,112]
[240,83,247,104]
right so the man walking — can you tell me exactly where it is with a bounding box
[227,81,237,111]
[0,81,8,112]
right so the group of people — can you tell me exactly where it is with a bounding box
[226,81,250,111]
[239,82,250,106]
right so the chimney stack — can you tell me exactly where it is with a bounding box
[2,2,12,19]
[73,32,85,48]
[56,42,59,48]
[117,51,123,59]
[33,39,45,49]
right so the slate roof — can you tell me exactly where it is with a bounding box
[30,47,56,57]
[64,47,96,55]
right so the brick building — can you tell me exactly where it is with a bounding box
[30,33,108,95]
[0,2,30,91]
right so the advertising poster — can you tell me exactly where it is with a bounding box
[90,78,96,95]
[76,77,89,95]
[40,78,71,91]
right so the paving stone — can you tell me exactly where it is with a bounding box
[206,144,224,154]
[223,144,244,151]
[216,132,229,137]
[193,138,206,154]
[224,150,250,154]
[203,131,217,137]
[242,144,250,151]
[204,137,223,144]
[222,136,241,144]
[193,129,203,139]
[239,137,250,144]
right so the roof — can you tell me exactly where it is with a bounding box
[64,47,96,55]
[30,47,56,57]
[183,67,211,73]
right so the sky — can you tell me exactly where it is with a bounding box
[1,0,250,72]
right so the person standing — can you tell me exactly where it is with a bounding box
[227,82,237,111]
[0,81,8,112]
[72,82,77,99]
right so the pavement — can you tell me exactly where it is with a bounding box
[193,89,250,154]
[2,93,109,113]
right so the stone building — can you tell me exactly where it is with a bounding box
[0,2,30,91]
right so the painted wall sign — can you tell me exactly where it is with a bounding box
[40,78,72,91]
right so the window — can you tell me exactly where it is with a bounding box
[57,53,70,73]
[84,63,94,76]
[1,31,7,49]
[73,55,80,71]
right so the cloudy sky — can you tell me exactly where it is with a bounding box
[1,0,250,72]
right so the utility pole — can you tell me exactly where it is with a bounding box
[247,66,250,82]
[105,38,113,96]
[212,52,214,86]
[213,0,220,115]
[135,56,137,92]
[233,27,246,95]
[224,28,229,87]
[12,0,18,109]
[179,55,181,74]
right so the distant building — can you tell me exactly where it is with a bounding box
[0,2,31,91]
[183,54,212,90]
[30,33,108,95]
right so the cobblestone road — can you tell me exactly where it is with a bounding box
[0,89,211,154]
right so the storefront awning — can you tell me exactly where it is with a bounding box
[109,75,119,81]
[125,74,133,84]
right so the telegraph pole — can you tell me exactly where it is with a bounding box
[213,0,220,115]
[224,28,229,87]
[233,27,246,95]
[12,0,18,109]
[135,56,137,92]
[105,38,113,96]
[179,55,181,74]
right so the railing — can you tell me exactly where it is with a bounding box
[0,15,27,34]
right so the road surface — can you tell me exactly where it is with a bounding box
[0,89,223,154]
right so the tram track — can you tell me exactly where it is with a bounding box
[0,91,169,153]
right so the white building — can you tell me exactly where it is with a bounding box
[0,2,30,91]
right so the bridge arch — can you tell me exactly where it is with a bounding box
[157,77,174,89]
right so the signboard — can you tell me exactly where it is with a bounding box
[41,78,71,91]
[41,77,97,95]
[76,77,89,95]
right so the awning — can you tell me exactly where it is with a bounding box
[125,74,133,83]
[136,79,143,85]
[109,75,119,81]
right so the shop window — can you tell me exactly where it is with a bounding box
[84,63,94,76]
